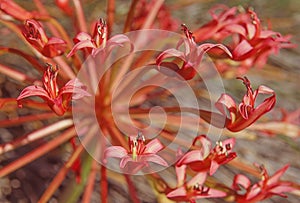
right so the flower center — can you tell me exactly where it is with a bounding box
[130,132,146,161]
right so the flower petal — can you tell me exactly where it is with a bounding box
[43,37,67,57]
[67,40,96,57]
[59,79,91,99]
[156,48,185,66]
[144,138,164,153]
[175,164,186,187]
[188,172,207,187]
[176,150,204,167]
[17,85,52,105]
[232,174,251,191]
[233,40,254,59]
[143,154,168,166]
[267,164,289,186]
[215,93,237,121]
[104,146,128,160]
[119,155,133,168]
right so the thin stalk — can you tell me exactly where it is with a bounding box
[0,112,56,128]
[0,47,44,72]
[229,158,261,178]
[82,160,98,203]
[0,64,35,83]
[128,106,227,129]
[0,127,76,178]
[123,0,139,33]
[101,165,108,203]
[106,0,115,37]
[124,174,141,203]
[33,0,61,38]
[106,0,164,104]
[72,0,88,32]
[141,0,165,30]
[38,125,96,202]
[104,119,129,150]
[0,119,73,155]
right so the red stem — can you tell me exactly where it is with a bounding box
[124,174,141,203]
[123,0,139,33]
[72,0,88,32]
[0,127,76,178]
[82,160,98,203]
[106,0,115,37]
[101,165,108,203]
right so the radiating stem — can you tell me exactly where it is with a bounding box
[0,127,76,178]
[141,0,165,29]
[0,47,44,72]
[72,0,88,32]
[101,165,108,203]
[0,64,35,83]
[228,158,261,178]
[123,0,139,33]
[0,112,57,127]
[124,174,141,203]
[82,160,98,203]
[106,0,115,37]
[38,125,96,202]
[0,119,73,155]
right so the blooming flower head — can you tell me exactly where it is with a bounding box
[104,132,168,174]
[22,19,67,58]
[17,64,90,116]
[176,135,236,175]
[215,76,276,132]
[167,153,226,203]
[232,164,295,203]
[193,5,295,72]
[67,18,131,57]
[156,24,232,80]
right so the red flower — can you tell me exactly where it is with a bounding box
[193,5,295,72]
[166,161,226,202]
[17,64,90,116]
[232,164,295,203]
[22,19,67,58]
[156,24,232,80]
[104,132,168,174]
[67,18,132,57]
[176,135,236,175]
[215,76,276,132]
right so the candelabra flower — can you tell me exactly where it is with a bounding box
[17,64,90,116]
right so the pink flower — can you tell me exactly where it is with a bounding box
[176,135,236,175]
[215,77,276,132]
[104,132,167,174]
[17,64,90,116]
[193,5,295,72]
[22,19,67,58]
[156,24,232,80]
[166,160,226,202]
[232,164,295,203]
[67,18,132,57]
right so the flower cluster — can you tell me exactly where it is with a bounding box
[193,5,295,72]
